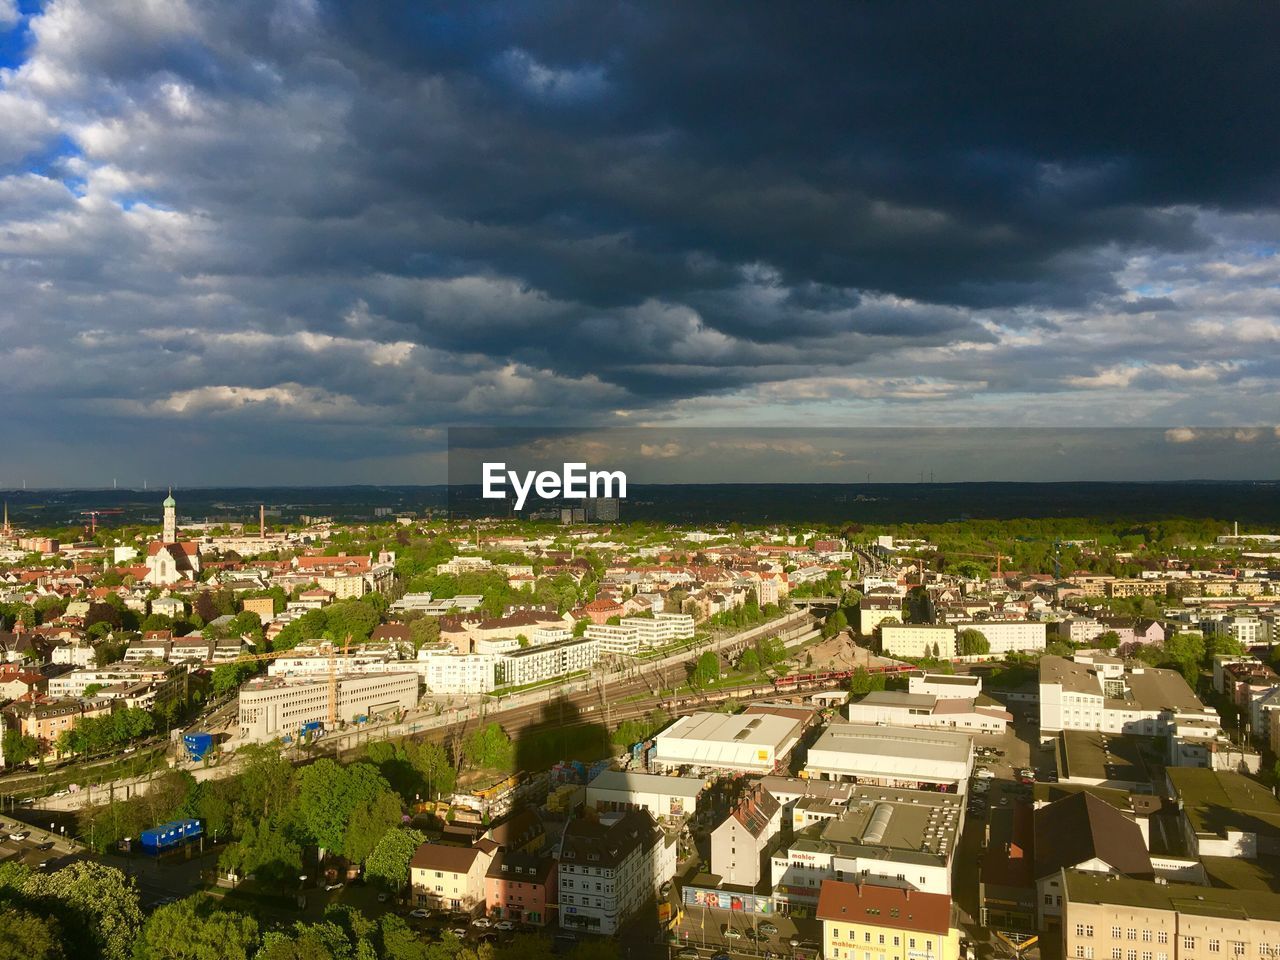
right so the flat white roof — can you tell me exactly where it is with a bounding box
[806,721,973,782]
[653,711,802,770]
[586,769,705,798]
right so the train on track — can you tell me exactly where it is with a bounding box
[658,662,917,712]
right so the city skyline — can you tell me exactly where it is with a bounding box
[1,2,1278,483]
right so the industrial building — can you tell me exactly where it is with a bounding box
[805,722,975,790]
[585,769,704,821]
[237,671,419,741]
[651,711,803,774]
[844,690,1010,734]
[771,784,965,902]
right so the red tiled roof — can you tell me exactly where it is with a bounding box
[816,880,951,935]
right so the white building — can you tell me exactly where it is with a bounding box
[585,770,704,821]
[909,672,981,700]
[494,636,599,688]
[770,784,964,904]
[804,722,974,790]
[953,620,1046,654]
[651,711,803,775]
[559,810,676,936]
[237,672,419,741]
[417,646,495,695]
[585,622,640,655]
[711,783,783,887]
[880,625,957,659]
[1038,653,1220,738]
[844,690,1009,734]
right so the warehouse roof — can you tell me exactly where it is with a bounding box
[654,712,801,769]
[586,769,705,799]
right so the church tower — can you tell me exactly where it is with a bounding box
[163,489,177,543]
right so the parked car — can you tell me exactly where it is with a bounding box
[745,930,764,942]
[409,909,430,919]
[472,917,492,928]
[324,882,343,891]
[712,953,733,960]
[974,769,995,780]
[8,832,28,841]
[495,920,516,931]
[448,928,468,938]
[678,950,700,960]
[478,933,498,945]
[760,923,779,936]
[723,927,743,940]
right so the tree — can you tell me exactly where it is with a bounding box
[406,741,456,800]
[365,828,428,892]
[192,592,218,625]
[691,651,719,688]
[1095,630,1120,650]
[956,629,990,656]
[0,908,64,960]
[758,635,787,666]
[738,649,761,674]
[211,662,257,698]
[24,861,142,960]
[821,608,848,639]
[295,760,400,858]
[345,791,404,865]
[2,729,39,765]
[134,895,259,960]
[462,723,514,772]
[848,666,885,695]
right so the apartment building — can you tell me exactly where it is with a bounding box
[410,842,494,913]
[819,880,959,960]
[494,636,599,688]
[880,625,957,660]
[1062,870,1280,960]
[558,810,677,936]
[711,783,782,887]
[954,620,1047,655]
[485,851,556,926]
[417,646,496,695]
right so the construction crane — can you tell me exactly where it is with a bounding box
[222,634,352,731]
[80,508,124,535]
[936,550,1013,578]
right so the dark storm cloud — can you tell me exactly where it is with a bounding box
[0,0,1277,483]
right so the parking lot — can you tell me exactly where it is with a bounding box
[672,903,821,960]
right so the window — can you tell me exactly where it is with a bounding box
[1114,928,1123,940]
[1113,949,1123,959]
[1144,933,1153,943]
[879,936,885,945]
[1143,952,1152,960]
[1129,931,1138,942]
[1078,949,1088,959]
[1078,926,1088,938]
[1185,939,1197,952]
[1128,949,1137,960]
[1234,945,1245,957]
[1158,934,1168,945]
[1210,941,1221,954]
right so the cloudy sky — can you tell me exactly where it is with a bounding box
[1,1,1278,485]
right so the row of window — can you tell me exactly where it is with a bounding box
[1076,926,1169,944]
[1074,939,1258,959]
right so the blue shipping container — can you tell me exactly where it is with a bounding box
[183,732,214,762]
[139,818,203,853]
[300,721,324,735]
